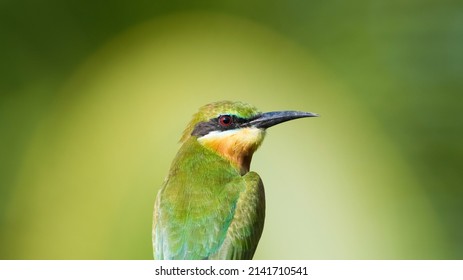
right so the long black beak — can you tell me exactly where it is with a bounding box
[246,111,319,129]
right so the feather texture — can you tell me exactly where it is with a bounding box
[153,138,265,259]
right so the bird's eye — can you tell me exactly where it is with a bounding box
[218,115,233,127]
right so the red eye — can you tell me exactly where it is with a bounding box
[218,115,233,127]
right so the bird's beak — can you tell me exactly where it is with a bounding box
[246,111,319,129]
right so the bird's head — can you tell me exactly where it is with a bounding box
[181,101,318,174]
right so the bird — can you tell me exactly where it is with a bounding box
[152,101,318,260]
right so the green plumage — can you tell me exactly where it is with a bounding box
[153,137,265,259]
[152,101,317,260]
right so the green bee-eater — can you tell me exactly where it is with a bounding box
[153,101,317,259]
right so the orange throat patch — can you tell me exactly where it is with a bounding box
[197,127,265,174]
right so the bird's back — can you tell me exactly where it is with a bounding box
[153,138,263,259]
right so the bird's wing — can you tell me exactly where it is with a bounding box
[209,171,266,260]
[153,164,245,260]
[153,138,265,260]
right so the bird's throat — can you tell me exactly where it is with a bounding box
[197,127,265,175]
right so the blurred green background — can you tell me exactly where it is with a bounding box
[1,0,462,259]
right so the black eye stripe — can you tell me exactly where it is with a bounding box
[215,115,247,125]
[234,116,248,124]
[191,114,252,137]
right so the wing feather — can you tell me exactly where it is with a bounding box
[153,139,265,260]
[209,172,265,260]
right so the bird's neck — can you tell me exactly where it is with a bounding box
[197,127,265,175]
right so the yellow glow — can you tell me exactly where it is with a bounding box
[3,12,446,259]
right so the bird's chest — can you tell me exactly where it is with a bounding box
[162,172,240,219]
